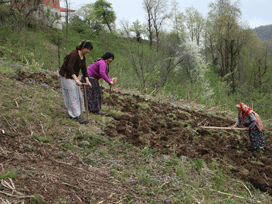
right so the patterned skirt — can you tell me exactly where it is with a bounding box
[81,77,101,113]
[249,125,265,150]
[59,76,85,118]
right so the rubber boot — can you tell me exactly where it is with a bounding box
[77,115,86,124]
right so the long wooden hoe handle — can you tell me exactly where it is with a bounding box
[200,126,248,130]
[108,84,112,113]
[82,83,89,123]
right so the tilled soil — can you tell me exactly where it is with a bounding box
[103,89,272,196]
[1,71,272,203]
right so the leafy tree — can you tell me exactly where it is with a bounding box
[185,6,205,46]
[10,0,43,30]
[69,15,89,33]
[0,0,10,4]
[131,20,145,42]
[94,0,116,32]
[247,39,272,93]
[205,0,247,92]
[76,3,103,36]
[0,1,11,25]
[44,8,61,28]
[156,31,184,86]
[77,3,96,21]
[174,41,212,101]
[169,0,186,41]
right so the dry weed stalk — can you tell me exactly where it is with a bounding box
[0,178,36,199]
[3,118,17,133]
[14,99,19,108]
[40,122,46,136]
[208,188,261,203]
[233,180,252,197]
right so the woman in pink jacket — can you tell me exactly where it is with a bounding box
[82,52,115,115]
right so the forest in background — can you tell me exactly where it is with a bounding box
[253,25,272,41]
[1,0,272,120]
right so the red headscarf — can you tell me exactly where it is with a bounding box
[236,102,252,124]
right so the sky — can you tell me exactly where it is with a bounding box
[60,0,272,29]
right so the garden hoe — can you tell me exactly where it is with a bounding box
[82,83,89,124]
[108,84,112,114]
[200,126,248,130]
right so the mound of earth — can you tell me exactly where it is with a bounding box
[102,88,272,195]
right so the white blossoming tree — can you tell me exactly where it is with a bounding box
[174,40,213,101]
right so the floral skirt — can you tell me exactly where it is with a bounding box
[59,76,85,118]
[81,77,101,113]
[249,125,265,150]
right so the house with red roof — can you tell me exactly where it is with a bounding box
[11,0,75,29]
[41,0,62,29]
[59,7,76,24]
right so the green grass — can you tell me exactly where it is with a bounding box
[30,194,41,202]
[0,49,270,204]
[0,171,17,180]
[137,102,150,109]
[250,160,264,165]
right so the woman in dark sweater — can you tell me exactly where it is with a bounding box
[59,40,93,124]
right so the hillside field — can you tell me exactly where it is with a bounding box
[0,60,272,203]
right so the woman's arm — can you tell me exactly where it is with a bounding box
[85,77,92,86]
[72,74,82,86]
[232,115,241,129]
[248,113,257,129]
[99,61,112,84]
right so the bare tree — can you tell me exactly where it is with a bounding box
[121,20,185,88]
[151,0,169,50]
[170,0,186,41]
[143,0,169,49]
[185,6,205,46]
[143,0,154,47]
[65,0,69,44]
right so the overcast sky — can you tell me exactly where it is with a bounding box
[61,0,272,29]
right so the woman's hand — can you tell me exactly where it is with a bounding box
[85,77,92,87]
[231,124,237,129]
[87,81,92,87]
[75,79,82,86]
[112,77,117,84]
[72,74,82,86]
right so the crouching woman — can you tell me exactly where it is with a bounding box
[82,52,115,115]
[231,102,265,153]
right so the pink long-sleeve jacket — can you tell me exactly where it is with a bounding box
[87,60,111,84]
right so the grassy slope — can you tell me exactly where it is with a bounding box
[0,57,271,203]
